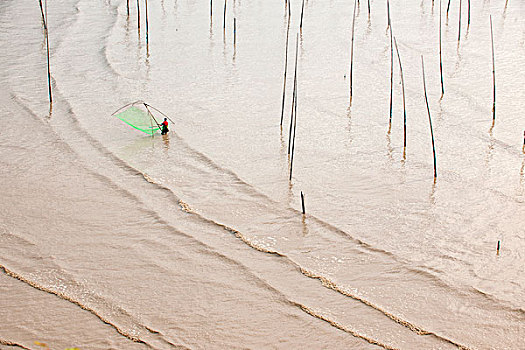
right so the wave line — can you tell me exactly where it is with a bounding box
[0,339,31,350]
[0,264,152,349]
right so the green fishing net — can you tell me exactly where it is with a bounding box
[113,105,159,135]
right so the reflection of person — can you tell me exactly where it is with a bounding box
[159,118,169,135]
[162,131,170,151]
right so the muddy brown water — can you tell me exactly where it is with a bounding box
[1,0,524,349]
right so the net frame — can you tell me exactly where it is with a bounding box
[111,101,165,135]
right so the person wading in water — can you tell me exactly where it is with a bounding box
[159,118,169,135]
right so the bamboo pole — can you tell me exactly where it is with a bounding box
[388,9,393,133]
[440,0,444,98]
[223,0,227,31]
[38,0,47,31]
[288,75,297,154]
[137,0,140,31]
[290,71,299,181]
[145,0,149,46]
[45,15,52,107]
[422,56,437,179]
[144,104,163,132]
[127,0,130,17]
[349,0,357,104]
[300,0,305,31]
[38,0,52,106]
[289,91,298,181]
[446,0,451,17]
[522,130,524,153]
[280,6,292,126]
[490,15,496,121]
[300,192,305,214]
[467,0,470,27]
[367,0,370,18]
[144,103,176,125]
[288,34,299,155]
[111,101,138,115]
[234,18,236,46]
[394,37,406,158]
[37,0,47,35]
[210,0,213,19]
[458,0,462,42]
[387,0,390,28]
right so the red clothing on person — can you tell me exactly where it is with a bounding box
[160,120,169,135]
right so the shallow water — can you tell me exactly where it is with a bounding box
[1,0,524,349]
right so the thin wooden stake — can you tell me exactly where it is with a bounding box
[300,0,305,31]
[300,192,306,214]
[497,240,500,255]
[349,0,357,104]
[127,0,130,17]
[210,0,213,18]
[233,18,236,46]
[288,75,297,154]
[289,94,298,181]
[388,4,393,133]
[394,37,406,158]
[467,0,470,27]
[38,0,47,31]
[387,0,391,28]
[144,103,176,125]
[136,0,140,31]
[45,16,52,107]
[223,0,227,31]
[440,0,444,98]
[422,56,438,179]
[38,0,52,106]
[490,15,496,121]
[144,104,163,132]
[145,0,149,46]
[446,0,451,17]
[288,34,299,155]
[280,6,291,126]
[367,0,371,18]
[458,0,462,42]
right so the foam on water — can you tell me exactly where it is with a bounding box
[1,0,524,348]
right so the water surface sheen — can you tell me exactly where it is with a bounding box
[1,0,524,349]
